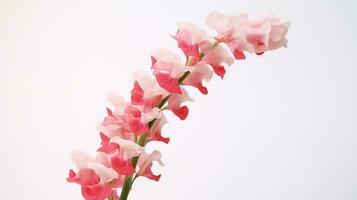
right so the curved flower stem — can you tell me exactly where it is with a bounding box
[119,41,221,200]
[119,175,134,200]
[178,71,191,84]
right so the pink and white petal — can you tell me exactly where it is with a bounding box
[107,93,126,114]
[205,12,232,40]
[173,28,199,57]
[134,71,159,94]
[109,175,126,188]
[154,72,182,94]
[151,49,181,64]
[149,116,170,144]
[133,71,169,99]
[137,162,161,181]
[72,151,93,169]
[167,88,192,109]
[110,136,144,159]
[246,23,271,54]
[87,162,118,184]
[141,107,162,123]
[95,152,112,168]
[176,21,210,45]
[137,150,164,181]
[249,12,290,51]
[70,168,100,186]
[167,89,192,118]
[184,64,213,93]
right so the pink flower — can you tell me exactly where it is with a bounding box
[133,72,192,120]
[182,64,213,94]
[151,49,186,94]
[166,88,192,120]
[132,71,169,106]
[97,134,137,176]
[106,93,150,135]
[111,156,135,176]
[148,115,170,143]
[136,150,164,181]
[67,11,290,200]
[247,11,290,54]
[67,168,113,200]
[206,11,290,57]
[131,72,192,142]
[206,12,251,60]
[98,109,133,141]
[110,136,144,159]
[67,151,119,200]
[173,21,211,58]
[199,45,234,78]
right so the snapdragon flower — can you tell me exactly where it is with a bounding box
[67,11,290,200]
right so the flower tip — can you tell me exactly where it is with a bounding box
[174,106,189,120]
[153,174,161,181]
[106,108,113,116]
[234,50,246,60]
[255,51,265,56]
[150,56,157,66]
[199,86,208,95]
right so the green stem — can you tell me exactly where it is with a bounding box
[178,71,191,84]
[119,175,134,200]
[158,95,171,109]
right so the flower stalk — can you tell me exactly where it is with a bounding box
[67,11,290,200]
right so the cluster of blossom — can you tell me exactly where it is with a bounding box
[67,11,290,200]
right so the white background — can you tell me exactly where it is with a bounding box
[1,0,356,199]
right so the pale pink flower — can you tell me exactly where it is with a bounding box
[131,71,169,108]
[133,71,169,98]
[110,136,144,159]
[199,45,234,78]
[136,150,164,181]
[106,94,150,135]
[111,155,136,176]
[98,121,133,142]
[173,21,212,58]
[67,151,119,200]
[132,71,192,120]
[107,93,126,114]
[182,64,213,94]
[206,12,251,59]
[96,133,136,176]
[247,11,290,54]
[151,49,186,94]
[71,151,118,183]
[131,72,192,142]
[148,115,170,143]
[206,11,290,57]
[167,88,192,120]
[67,11,290,200]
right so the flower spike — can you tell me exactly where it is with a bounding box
[67,11,290,200]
